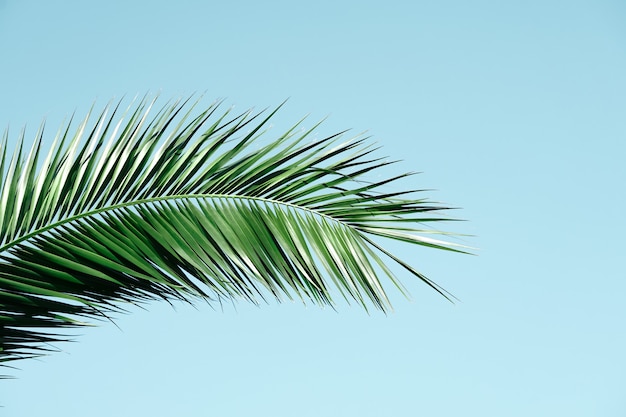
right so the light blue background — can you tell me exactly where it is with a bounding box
[1,1,625,416]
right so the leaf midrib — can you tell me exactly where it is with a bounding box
[0,193,344,254]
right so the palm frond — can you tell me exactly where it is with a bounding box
[0,96,467,369]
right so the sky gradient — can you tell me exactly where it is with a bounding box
[1,1,625,416]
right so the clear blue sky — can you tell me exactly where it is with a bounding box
[1,1,625,416]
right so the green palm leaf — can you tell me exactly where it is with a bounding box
[0,96,467,370]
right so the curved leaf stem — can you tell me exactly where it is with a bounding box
[0,193,343,254]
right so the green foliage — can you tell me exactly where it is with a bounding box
[0,97,466,371]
